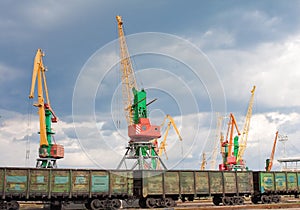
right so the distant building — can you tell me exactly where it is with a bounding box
[277,157,300,171]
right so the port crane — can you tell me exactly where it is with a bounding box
[200,153,206,170]
[219,113,241,171]
[209,113,224,170]
[29,49,64,168]
[153,114,183,169]
[115,16,164,170]
[236,86,256,165]
[266,131,279,171]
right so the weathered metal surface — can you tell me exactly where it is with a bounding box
[195,171,209,195]
[297,172,300,192]
[274,172,286,192]
[29,169,49,193]
[180,171,194,194]
[164,171,179,194]
[209,172,223,194]
[51,170,70,193]
[236,172,253,193]
[110,171,133,196]
[71,170,89,193]
[5,169,28,193]
[223,172,236,193]
[142,171,163,196]
[0,169,4,195]
[287,172,297,191]
[90,171,109,193]
[260,172,274,193]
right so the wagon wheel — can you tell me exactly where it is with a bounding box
[222,196,231,206]
[7,201,19,210]
[212,196,222,206]
[234,196,244,205]
[146,198,156,208]
[138,198,147,208]
[261,195,271,204]
[90,199,105,210]
[251,196,259,204]
[272,195,280,203]
[164,198,176,207]
[111,199,121,209]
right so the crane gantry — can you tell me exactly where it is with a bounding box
[29,49,64,168]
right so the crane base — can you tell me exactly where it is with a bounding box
[36,158,58,168]
[117,142,167,170]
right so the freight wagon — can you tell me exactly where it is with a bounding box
[1,167,300,210]
[135,170,253,207]
[252,171,300,204]
[0,168,133,210]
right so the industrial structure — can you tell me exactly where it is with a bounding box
[236,86,256,167]
[29,49,64,168]
[115,16,164,170]
[209,113,224,170]
[266,131,279,171]
[219,113,241,171]
[218,86,255,171]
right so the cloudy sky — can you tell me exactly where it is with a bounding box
[0,1,300,171]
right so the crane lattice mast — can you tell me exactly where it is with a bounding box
[236,86,256,164]
[116,15,137,126]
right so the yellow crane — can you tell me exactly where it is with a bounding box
[29,49,64,168]
[152,115,182,169]
[157,115,182,158]
[116,15,137,126]
[236,86,256,164]
[266,131,279,171]
[200,153,206,170]
[210,113,224,170]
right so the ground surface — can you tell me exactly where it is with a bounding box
[19,197,300,209]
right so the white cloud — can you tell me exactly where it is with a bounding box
[206,33,300,108]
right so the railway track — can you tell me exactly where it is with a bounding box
[18,198,300,209]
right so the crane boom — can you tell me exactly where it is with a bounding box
[237,86,256,163]
[210,113,223,170]
[158,115,182,158]
[116,15,160,142]
[116,15,138,126]
[200,153,206,170]
[266,131,279,171]
[226,113,241,157]
[29,49,49,147]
